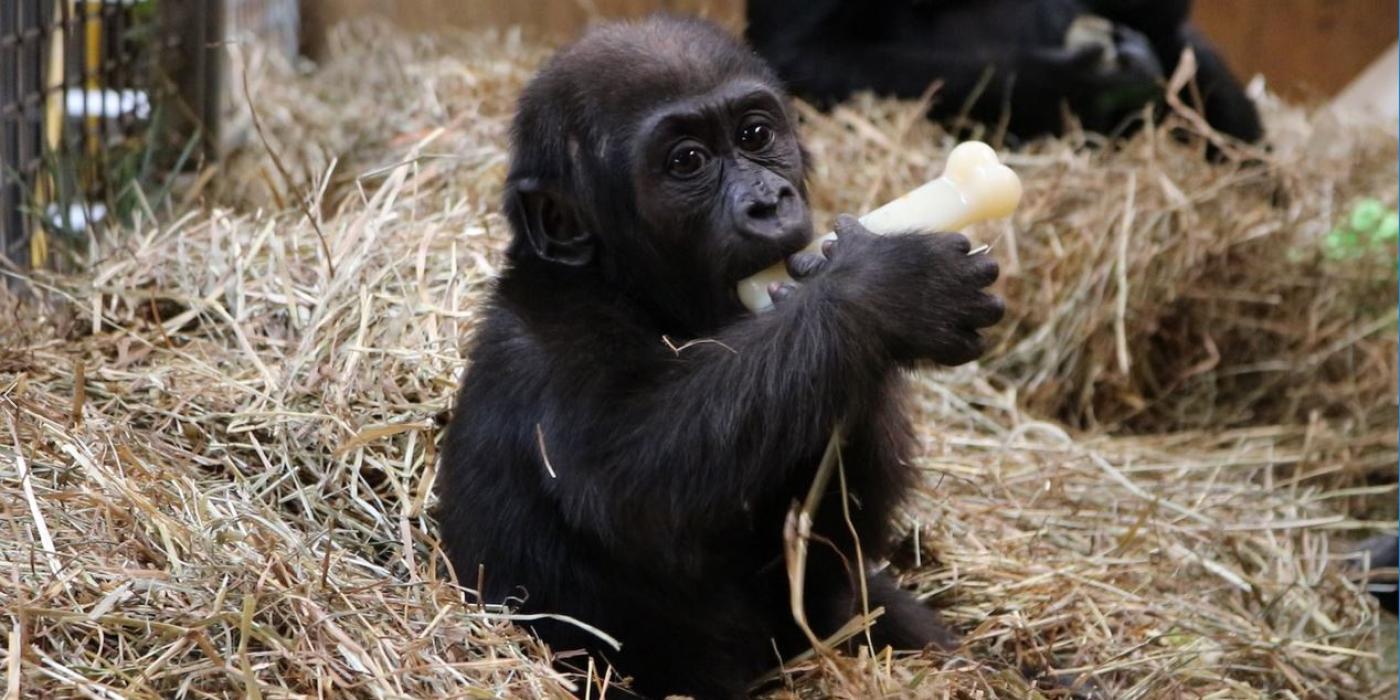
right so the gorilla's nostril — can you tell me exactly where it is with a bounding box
[745,199,779,221]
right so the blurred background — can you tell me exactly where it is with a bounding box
[306,0,1398,103]
[2,1,1395,271]
[2,1,1397,273]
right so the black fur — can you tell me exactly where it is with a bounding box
[1355,534,1398,615]
[746,0,1262,146]
[436,16,1002,699]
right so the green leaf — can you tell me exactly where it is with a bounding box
[1375,212,1399,242]
[1350,199,1387,233]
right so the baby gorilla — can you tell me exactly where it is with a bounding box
[436,16,1003,699]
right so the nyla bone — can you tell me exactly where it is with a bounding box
[736,141,1023,312]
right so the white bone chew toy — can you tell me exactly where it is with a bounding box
[736,141,1023,312]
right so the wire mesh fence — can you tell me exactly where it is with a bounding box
[0,0,298,274]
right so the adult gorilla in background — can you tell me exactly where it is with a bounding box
[436,15,1009,700]
[746,0,1262,147]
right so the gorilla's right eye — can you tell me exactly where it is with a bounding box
[667,146,709,178]
[737,122,775,152]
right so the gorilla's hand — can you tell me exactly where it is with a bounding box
[785,214,1004,367]
[1040,20,1164,133]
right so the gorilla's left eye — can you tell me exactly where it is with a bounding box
[737,122,775,152]
[667,145,709,178]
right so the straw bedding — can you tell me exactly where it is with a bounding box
[1,20,1396,699]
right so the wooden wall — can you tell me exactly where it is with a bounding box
[303,0,1396,99]
[1193,0,1397,99]
[302,0,743,53]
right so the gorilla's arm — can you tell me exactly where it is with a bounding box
[1083,0,1261,142]
[512,229,996,574]
[767,41,1105,138]
[747,0,1030,108]
[1170,27,1262,143]
[520,271,887,574]
[748,0,1139,139]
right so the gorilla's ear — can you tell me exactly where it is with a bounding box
[508,178,595,267]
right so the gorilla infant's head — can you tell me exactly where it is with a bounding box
[504,16,814,332]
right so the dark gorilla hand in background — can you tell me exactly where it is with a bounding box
[746,0,1262,147]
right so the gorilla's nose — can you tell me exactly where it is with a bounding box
[736,181,801,241]
[742,192,783,223]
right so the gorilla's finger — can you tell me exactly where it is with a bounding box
[934,331,985,367]
[833,214,865,239]
[768,282,798,305]
[786,252,828,279]
[933,232,972,255]
[821,238,836,258]
[966,292,1005,328]
[966,253,1001,288]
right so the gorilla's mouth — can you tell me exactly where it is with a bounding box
[731,220,815,279]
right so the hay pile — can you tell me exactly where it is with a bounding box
[2,20,1396,699]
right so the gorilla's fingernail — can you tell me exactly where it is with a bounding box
[821,239,836,257]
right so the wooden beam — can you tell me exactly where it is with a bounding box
[301,0,745,57]
[1193,0,1398,100]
